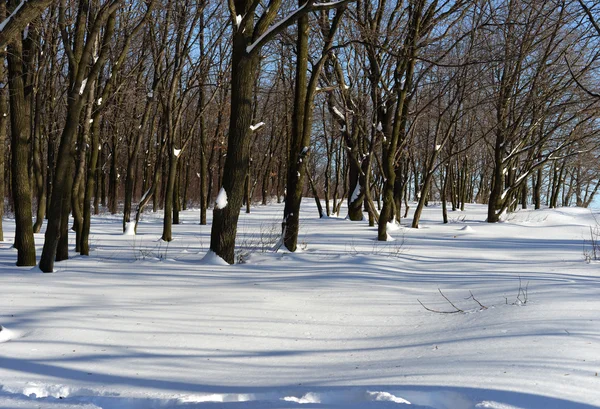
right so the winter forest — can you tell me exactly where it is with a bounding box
[0,0,600,408]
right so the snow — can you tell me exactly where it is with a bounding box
[123,222,136,236]
[249,122,265,131]
[215,187,227,209]
[246,4,309,54]
[79,78,87,95]
[200,250,229,266]
[350,182,361,203]
[387,219,402,231]
[0,202,599,408]
[0,325,16,343]
[332,106,345,121]
[0,0,26,32]
[173,148,181,157]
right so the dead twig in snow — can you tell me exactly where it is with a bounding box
[513,276,529,305]
[417,289,464,314]
[466,290,488,310]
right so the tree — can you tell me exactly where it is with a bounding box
[210,0,351,263]
[0,0,53,47]
[40,0,120,272]
[282,4,347,252]
[6,0,37,266]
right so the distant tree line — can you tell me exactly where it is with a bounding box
[0,0,599,267]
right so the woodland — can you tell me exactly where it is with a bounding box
[0,0,600,267]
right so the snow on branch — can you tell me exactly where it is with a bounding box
[0,0,54,48]
[246,0,353,55]
[0,0,26,32]
[332,106,345,122]
[250,122,265,131]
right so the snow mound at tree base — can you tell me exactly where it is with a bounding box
[0,326,16,343]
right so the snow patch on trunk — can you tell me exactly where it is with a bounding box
[123,222,136,236]
[387,219,402,231]
[216,188,228,209]
[250,122,265,131]
[79,78,88,95]
[350,182,361,203]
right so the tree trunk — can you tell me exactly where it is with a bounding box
[282,11,309,252]
[163,144,179,241]
[199,109,207,224]
[108,132,118,214]
[7,25,36,266]
[81,115,101,255]
[209,28,259,263]
[39,98,82,271]
[173,157,181,224]
[32,80,46,233]
[442,165,449,224]
[0,33,7,242]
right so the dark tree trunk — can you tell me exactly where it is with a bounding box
[72,80,95,253]
[209,25,259,263]
[7,22,36,266]
[81,115,101,255]
[173,157,182,224]
[282,11,309,252]
[534,167,542,209]
[108,132,118,214]
[199,110,207,224]
[39,100,81,271]
[40,4,118,272]
[32,79,46,233]
[487,127,505,222]
[442,165,449,224]
[0,30,7,242]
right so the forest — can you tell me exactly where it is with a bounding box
[0,0,599,268]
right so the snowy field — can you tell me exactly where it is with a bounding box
[0,201,599,409]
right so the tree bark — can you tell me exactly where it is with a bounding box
[6,16,35,266]
[210,11,260,263]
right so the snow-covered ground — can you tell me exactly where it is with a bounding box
[0,201,599,409]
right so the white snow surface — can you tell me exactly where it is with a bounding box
[0,326,17,343]
[215,187,228,209]
[123,222,136,236]
[0,202,599,408]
